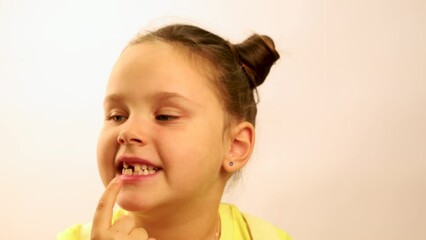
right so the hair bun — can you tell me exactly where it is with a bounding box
[233,34,280,88]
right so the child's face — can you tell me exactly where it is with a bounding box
[97,41,229,212]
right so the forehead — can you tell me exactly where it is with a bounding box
[112,41,194,81]
[106,41,221,106]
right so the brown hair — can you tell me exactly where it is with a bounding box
[129,24,280,126]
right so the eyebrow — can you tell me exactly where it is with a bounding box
[103,94,125,105]
[149,91,203,109]
[103,91,201,107]
[151,91,195,102]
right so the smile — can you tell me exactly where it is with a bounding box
[120,161,161,176]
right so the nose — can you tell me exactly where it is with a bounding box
[117,129,144,145]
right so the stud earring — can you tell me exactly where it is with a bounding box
[229,161,234,167]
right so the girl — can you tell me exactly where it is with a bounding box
[58,23,290,240]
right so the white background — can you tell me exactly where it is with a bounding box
[1,0,425,239]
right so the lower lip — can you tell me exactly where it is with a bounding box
[116,170,161,183]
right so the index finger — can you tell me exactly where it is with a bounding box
[91,177,122,234]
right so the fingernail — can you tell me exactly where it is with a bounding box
[112,177,120,183]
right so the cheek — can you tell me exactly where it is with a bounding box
[96,129,118,185]
[158,123,226,173]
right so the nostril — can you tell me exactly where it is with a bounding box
[118,138,125,144]
[130,138,142,143]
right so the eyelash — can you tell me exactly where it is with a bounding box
[106,114,127,122]
[106,113,179,123]
[155,114,180,121]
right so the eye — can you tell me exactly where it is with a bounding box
[107,114,127,122]
[155,114,179,121]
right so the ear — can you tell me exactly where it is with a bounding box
[223,121,255,173]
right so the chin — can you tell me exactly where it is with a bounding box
[117,192,153,212]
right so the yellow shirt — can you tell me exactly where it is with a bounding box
[57,203,291,240]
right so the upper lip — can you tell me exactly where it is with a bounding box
[116,155,161,169]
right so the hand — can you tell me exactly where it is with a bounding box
[91,177,156,240]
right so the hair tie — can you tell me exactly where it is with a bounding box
[241,63,258,90]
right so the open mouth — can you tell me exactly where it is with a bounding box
[118,162,162,176]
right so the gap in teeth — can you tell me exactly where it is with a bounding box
[122,162,158,176]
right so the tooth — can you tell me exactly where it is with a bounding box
[123,162,129,168]
[148,169,156,175]
[122,168,126,174]
[134,167,142,175]
[148,166,154,171]
[124,169,133,175]
[141,164,148,170]
[134,164,141,171]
